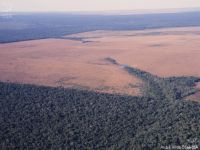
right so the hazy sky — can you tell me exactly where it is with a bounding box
[0,0,200,12]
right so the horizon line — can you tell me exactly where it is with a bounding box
[0,7,200,15]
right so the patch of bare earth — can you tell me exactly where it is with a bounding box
[0,39,141,96]
[186,82,200,102]
[1,27,200,97]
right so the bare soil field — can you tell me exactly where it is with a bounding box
[0,39,141,95]
[1,27,200,96]
[187,82,200,102]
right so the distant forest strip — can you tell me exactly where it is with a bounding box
[0,64,200,149]
[1,11,200,43]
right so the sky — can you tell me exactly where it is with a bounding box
[0,0,200,12]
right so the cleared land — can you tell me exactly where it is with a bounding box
[1,27,200,97]
[0,39,141,95]
[187,82,200,101]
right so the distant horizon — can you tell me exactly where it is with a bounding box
[1,0,200,13]
[1,7,200,15]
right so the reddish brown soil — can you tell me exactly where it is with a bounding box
[0,39,141,95]
[1,27,200,97]
[68,27,200,77]
[186,82,200,102]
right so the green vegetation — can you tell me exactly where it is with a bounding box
[0,65,200,149]
[124,65,200,100]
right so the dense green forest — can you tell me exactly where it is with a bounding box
[0,65,200,149]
